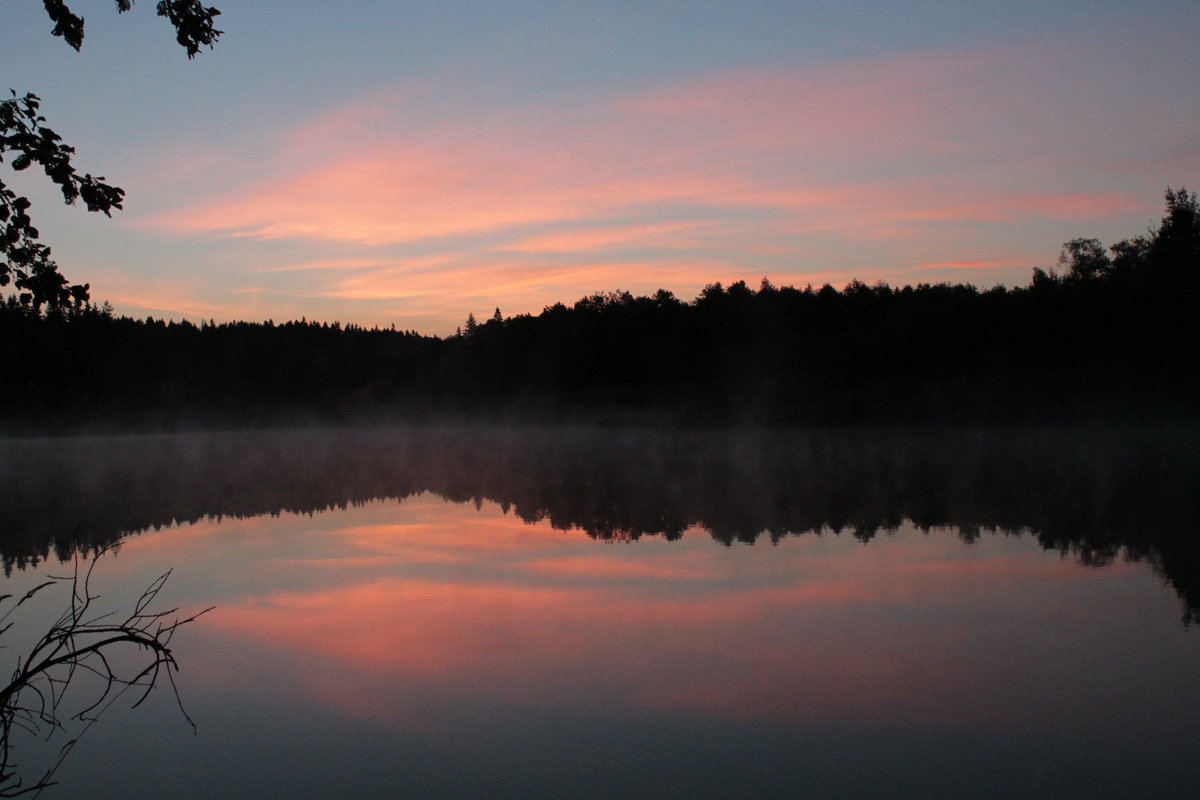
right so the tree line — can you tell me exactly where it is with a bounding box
[1,188,1197,429]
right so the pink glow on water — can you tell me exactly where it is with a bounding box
[127,496,1151,738]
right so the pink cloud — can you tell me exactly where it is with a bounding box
[146,152,839,249]
[84,269,243,320]
[916,258,1022,272]
[501,220,713,253]
[124,39,1166,332]
[260,257,394,273]
[137,52,1022,247]
[614,56,965,158]
[314,257,745,305]
[890,191,1137,224]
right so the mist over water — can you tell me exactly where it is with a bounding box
[3,423,1197,619]
[0,423,1197,798]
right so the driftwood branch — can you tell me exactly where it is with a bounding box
[0,549,210,797]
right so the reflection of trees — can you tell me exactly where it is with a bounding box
[0,552,208,796]
[1,425,1197,621]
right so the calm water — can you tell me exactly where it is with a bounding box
[0,425,1197,798]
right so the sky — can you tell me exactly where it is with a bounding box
[3,1,1198,335]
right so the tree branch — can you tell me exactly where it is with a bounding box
[0,550,210,797]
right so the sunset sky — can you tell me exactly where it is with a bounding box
[4,1,1198,335]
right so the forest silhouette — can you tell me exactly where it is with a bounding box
[1,423,1197,624]
[1,189,1197,431]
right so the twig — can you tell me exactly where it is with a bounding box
[0,549,210,796]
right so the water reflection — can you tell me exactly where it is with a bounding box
[25,493,1199,800]
[0,425,1197,798]
[2,424,1197,621]
[208,505,1146,731]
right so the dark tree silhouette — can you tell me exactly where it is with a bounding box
[1149,187,1200,268]
[0,186,1196,428]
[40,1,222,58]
[2,1,221,310]
[1057,238,1111,282]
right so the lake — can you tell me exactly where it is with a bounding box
[0,425,1197,798]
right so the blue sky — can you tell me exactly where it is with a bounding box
[3,1,1198,333]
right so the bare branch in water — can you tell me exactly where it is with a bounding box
[0,549,210,796]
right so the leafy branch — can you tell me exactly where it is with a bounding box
[0,91,122,309]
[3,1,222,311]
[43,1,223,58]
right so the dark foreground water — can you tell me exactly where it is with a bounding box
[0,425,1197,798]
